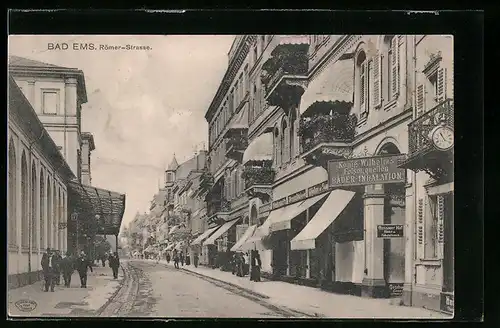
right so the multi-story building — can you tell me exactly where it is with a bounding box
[200,35,454,314]
[8,76,74,288]
[8,56,126,280]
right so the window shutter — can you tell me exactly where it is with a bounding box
[360,61,369,113]
[415,83,426,117]
[294,116,300,157]
[436,195,445,259]
[371,54,382,109]
[391,36,400,98]
[417,198,425,259]
[436,67,447,103]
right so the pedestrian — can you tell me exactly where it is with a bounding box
[109,252,120,279]
[166,252,171,263]
[185,252,191,266]
[41,248,56,292]
[180,251,185,266]
[250,250,262,282]
[76,251,93,288]
[60,252,75,287]
[243,252,249,276]
[173,251,179,269]
[231,253,237,275]
[237,252,244,277]
[194,253,199,268]
[52,250,63,286]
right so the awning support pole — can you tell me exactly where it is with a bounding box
[115,234,118,253]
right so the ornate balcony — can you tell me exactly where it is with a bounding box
[261,42,309,109]
[242,164,275,201]
[300,112,357,168]
[399,99,454,182]
[207,198,231,224]
[225,134,249,162]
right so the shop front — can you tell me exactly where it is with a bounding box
[191,224,220,266]
[203,218,240,271]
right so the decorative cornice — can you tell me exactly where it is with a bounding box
[205,35,256,123]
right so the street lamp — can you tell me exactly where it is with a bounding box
[71,211,79,254]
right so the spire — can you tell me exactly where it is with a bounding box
[168,153,179,171]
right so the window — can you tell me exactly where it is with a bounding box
[356,51,370,120]
[42,90,59,114]
[416,56,447,117]
[21,152,28,248]
[39,171,45,249]
[8,139,17,247]
[387,36,400,101]
[281,119,290,164]
[274,127,281,168]
[31,163,37,251]
[244,65,249,91]
[424,195,444,259]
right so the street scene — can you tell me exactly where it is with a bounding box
[8,34,454,319]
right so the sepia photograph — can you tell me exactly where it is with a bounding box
[8,33,455,319]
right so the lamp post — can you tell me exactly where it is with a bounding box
[71,211,79,254]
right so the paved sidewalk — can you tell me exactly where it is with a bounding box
[144,259,451,319]
[8,266,124,318]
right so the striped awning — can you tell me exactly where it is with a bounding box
[230,225,257,252]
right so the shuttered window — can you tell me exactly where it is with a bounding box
[416,198,425,259]
[415,83,426,117]
[371,53,382,109]
[436,67,447,103]
[360,60,371,118]
[389,36,400,99]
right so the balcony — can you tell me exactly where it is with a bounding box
[207,199,231,224]
[225,134,249,162]
[399,99,454,181]
[300,112,357,168]
[242,164,275,201]
[261,42,309,109]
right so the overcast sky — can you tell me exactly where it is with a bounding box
[9,35,235,230]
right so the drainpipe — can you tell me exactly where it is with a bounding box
[28,129,45,283]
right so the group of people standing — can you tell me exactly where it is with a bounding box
[166,250,192,269]
[41,248,121,292]
[232,250,262,282]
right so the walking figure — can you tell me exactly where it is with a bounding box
[194,253,199,268]
[53,250,63,285]
[180,251,185,266]
[76,251,93,288]
[61,252,75,287]
[41,248,56,292]
[173,251,180,269]
[109,252,120,279]
[166,252,171,263]
[185,252,191,266]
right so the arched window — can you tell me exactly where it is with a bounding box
[281,119,289,164]
[46,179,52,248]
[53,184,58,249]
[40,171,45,249]
[21,151,29,248]
[356,50,370,119]
[274,127,281,167]
[8,139,17,247]
[250,205,258,226]
[31,163,37,251]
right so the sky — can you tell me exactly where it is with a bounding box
[9,35,235,230]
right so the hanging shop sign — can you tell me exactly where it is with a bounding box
[377,224,404,238]
[328,155,406,188]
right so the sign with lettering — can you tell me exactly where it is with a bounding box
[377,224,404,238]
[388,283,404,297]
[328,155,406,188]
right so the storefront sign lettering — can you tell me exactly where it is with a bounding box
[288,189,307,204]
[328,155,406,188]
[377,224,404,238]
[308,181,330,197]
[272,197,287,209]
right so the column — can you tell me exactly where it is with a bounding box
[403,171,416,305]
[361,184,387,298]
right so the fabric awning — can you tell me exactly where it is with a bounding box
[191,225,220,246]
[299,58,354,116]
[291,189,356,250]
[242,132,273,165]
[204,219,240,246]
[224,105,249,137]
[230,225,258,252]
[240,216,274,251]
[269,193,330,233]
[174,241,184,250]
[68,180,126,235]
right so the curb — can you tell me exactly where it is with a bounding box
[94,264,127,316]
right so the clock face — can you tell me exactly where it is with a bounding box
[432,127,454,151]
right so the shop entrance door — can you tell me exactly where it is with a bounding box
[273,230,288,277]
[442,193,454,293]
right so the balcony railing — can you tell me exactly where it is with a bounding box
[264,64,308,96]
[408,99,454,156]
[207,199,231,217]
[242,166,275,189]
[300,113,357,153]
[225,135,249,154]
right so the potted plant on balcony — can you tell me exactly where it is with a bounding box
[242,165,276,188]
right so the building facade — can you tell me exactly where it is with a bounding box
[8,77,74,288]
[200,35,453,314]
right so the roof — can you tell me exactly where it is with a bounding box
[167,155,179,171]
[68,180,126,235]
[8,77,75,180]
[9,55,88,104]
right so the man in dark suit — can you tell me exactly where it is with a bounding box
[41,248,56,292]
[75,251,93,288]
[61,252,75,287]
[108,252,120,279]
